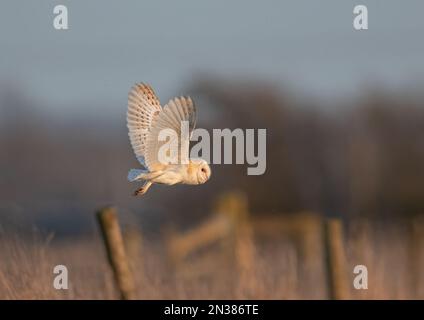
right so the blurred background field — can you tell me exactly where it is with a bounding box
[0,207,423,299]
[1,0,424,299]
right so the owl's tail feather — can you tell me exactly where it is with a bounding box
[128,169,149,182]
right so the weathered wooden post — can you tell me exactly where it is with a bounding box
[215,191,259,298]
[97,206,136,300]
[409,215,423,298]
[297,213,327,299]
[324,217,350,300]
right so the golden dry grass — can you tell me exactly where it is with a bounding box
[0,216,423,300]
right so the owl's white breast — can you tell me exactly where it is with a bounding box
[150,165,187,185]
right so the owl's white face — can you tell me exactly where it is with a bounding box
[194,159,211,184]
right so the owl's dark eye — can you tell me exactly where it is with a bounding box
[201,168,206,173]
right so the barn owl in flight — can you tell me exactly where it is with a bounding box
[126,83,211,196]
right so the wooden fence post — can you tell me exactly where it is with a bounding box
[410,215,423,298]
[215,191,260,298]
[297,213,327,299]
[324,218,350,300]
[97,206,137,300]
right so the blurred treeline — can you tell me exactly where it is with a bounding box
[1,78,423,235]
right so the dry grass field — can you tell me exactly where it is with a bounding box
[1,213,422,300]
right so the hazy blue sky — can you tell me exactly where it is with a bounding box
[1,0,423,114]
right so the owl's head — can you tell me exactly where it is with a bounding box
[191,158,211,184]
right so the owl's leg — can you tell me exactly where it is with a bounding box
[133,181,153,196]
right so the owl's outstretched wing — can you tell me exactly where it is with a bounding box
[127,83,162,168]
[145,96,197,170]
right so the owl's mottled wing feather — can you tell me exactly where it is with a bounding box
[127,83,162,168]
[145,96,196,169]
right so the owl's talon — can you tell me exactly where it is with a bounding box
[133,188,145,196]
[132,181,153,197]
